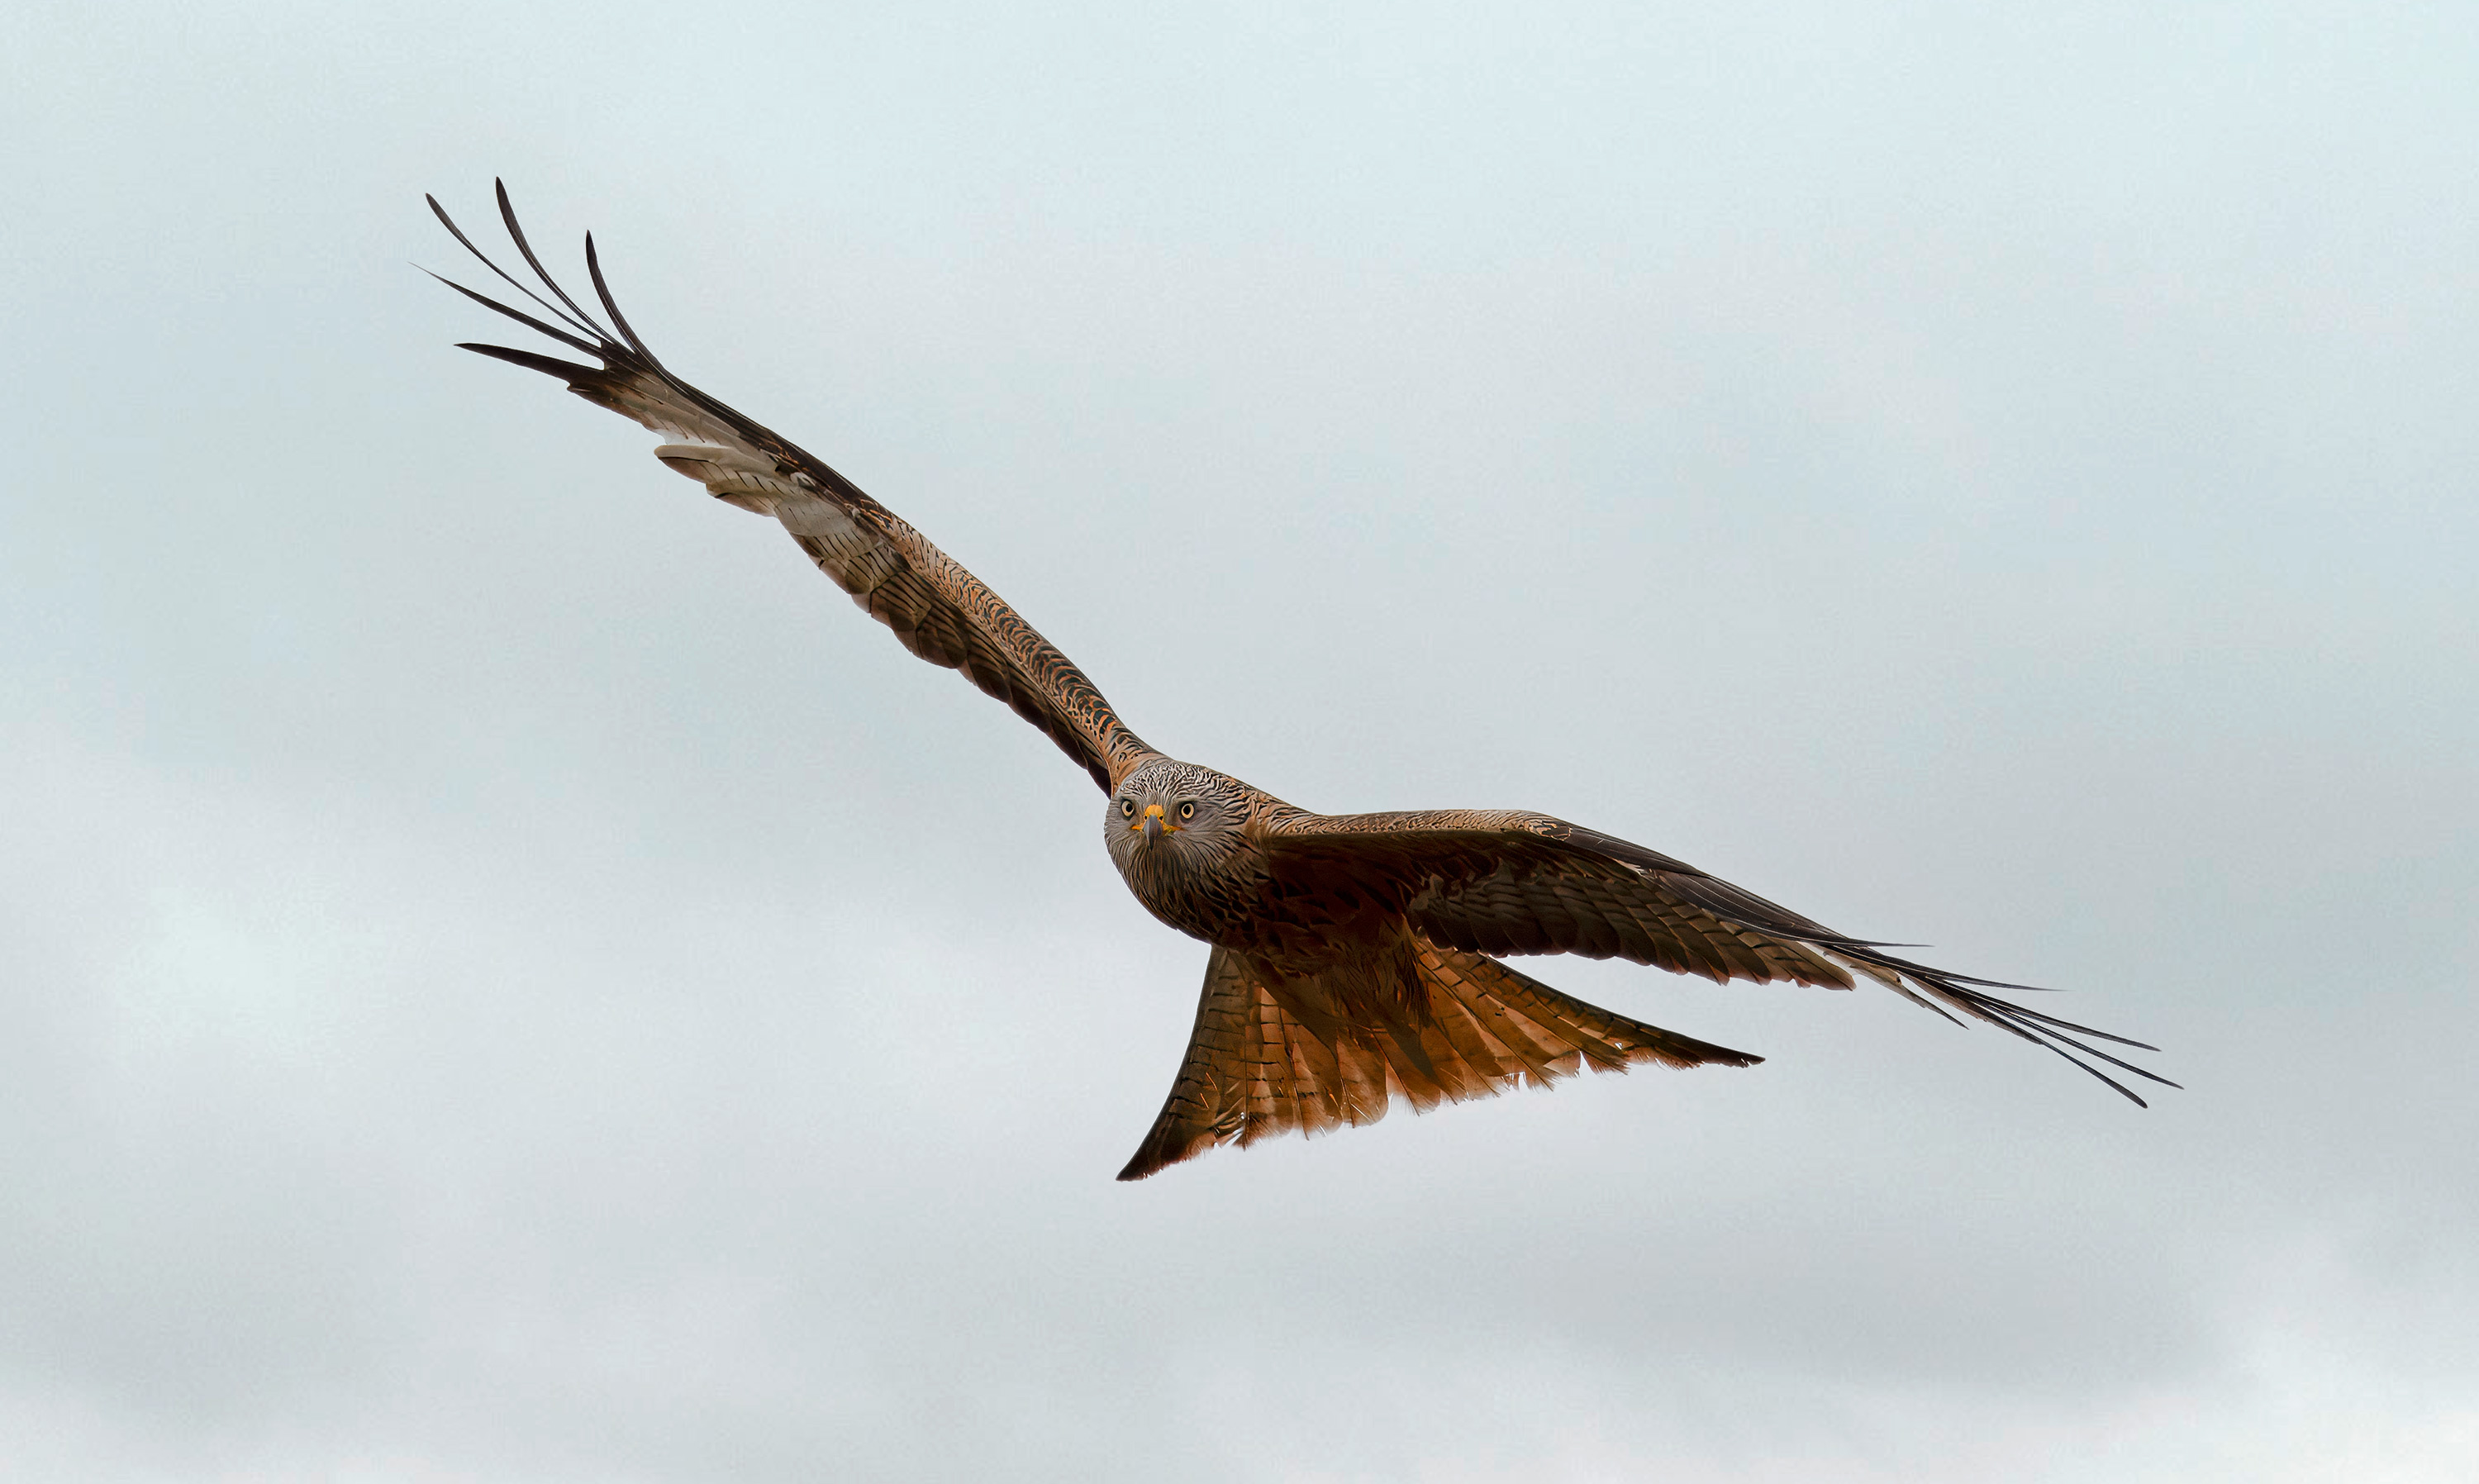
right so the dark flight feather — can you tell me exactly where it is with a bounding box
[494,178,617,345]
[426,192,602,342]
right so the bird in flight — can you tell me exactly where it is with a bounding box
[426,183,2175,1181]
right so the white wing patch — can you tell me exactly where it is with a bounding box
[653,442,802,512]
[651,443,899,599]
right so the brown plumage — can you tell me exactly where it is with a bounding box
[426,183,2177,1182]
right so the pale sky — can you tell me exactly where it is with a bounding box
[4,3,2475,1481]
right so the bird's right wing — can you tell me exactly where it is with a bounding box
[426,183,1157,793]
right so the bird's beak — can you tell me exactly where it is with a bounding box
[1142,802,1167,841]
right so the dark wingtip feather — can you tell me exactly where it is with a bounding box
[1931,980,2180,1104]
[420,266,606,359]
[583,231,666,373]
[1913,996,1969,1030]
[1968,994,2163,1053]
[456,341,606,382]
[495,178,615,343]
[428,190,603,342]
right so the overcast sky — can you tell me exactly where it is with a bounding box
[4,3,2475,1480]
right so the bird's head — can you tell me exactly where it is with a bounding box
[1104,759,1248,873]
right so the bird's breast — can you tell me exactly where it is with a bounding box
[1112,844,1258,946]
[1111,840,1392,967]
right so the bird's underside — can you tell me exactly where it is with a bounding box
[427,182,2177,1182]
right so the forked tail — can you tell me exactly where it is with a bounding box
[1117,940,1758,1180]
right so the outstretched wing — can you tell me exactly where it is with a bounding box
[424,182,1156,793]
[1263,810,2178,1106]
[1118,942,1760,1181]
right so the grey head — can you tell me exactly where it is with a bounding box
[1103,758,1255,887]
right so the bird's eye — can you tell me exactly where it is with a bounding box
[1119,799,1135,817]
[1178,801,1196,821]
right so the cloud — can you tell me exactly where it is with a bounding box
[3,3,2474,1479]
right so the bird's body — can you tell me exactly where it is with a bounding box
[427,183,2174,1181]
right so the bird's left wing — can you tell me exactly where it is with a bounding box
[424,183,1156,793]
[1263,809,2178,1106]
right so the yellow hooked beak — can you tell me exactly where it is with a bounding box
[1138,802,1173,841]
